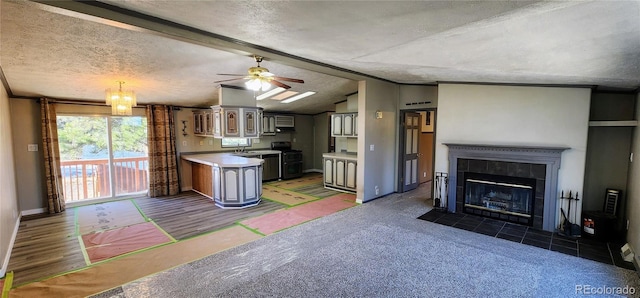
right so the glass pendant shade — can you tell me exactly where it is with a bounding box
[105,81,136,115]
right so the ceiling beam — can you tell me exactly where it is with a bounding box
[27,0,383,82]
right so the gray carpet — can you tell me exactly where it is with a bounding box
[94,183,640,297]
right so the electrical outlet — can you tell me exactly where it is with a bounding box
[27,144,38,152]
[423,172,427,177]
[182,141,187,146]
[375,185,379,195]
[199,140,204,146]
[370,144,374,151]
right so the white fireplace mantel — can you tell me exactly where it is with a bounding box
[444,143,570,232]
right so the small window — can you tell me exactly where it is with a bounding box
[221,138,251,148]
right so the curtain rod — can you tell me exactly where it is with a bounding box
[43,98,197,110]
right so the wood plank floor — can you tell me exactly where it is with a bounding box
[135,191,286,240]
[7,191,286,286]
[7,209,86,286]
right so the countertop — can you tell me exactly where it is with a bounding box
[322,152,358,160]
[233,150,281,157]
[182,153,264,167]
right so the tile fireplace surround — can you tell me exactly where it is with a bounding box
[445,144,569,232]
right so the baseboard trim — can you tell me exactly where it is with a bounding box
[0,216,20,278]
[181,186,193,192]
[304,169,322,173]
[21,208,46,216]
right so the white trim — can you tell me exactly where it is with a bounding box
[303,169,323,173]
[21,208,47,216]
[1,217,20,278]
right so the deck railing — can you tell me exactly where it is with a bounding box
[60,156,149,201]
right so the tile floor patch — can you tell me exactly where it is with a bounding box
[417,209,633,269]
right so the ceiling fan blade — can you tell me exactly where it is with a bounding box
[213,77,245,83]
[270,80,291,89]
[272,76,304,84]
[217,73,246,76]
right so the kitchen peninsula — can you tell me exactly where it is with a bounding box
[182,153,263,209]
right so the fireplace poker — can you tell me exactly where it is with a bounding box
[571,192,581,237]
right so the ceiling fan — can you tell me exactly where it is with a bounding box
[214,55,304,91]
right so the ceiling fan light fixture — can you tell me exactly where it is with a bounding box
[245,77,272,91]
[105,81,136,115]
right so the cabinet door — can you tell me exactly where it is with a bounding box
[343,114,353,136]
[353,114,358,137]
[269,116,276,133]
[224,109,239,136]
[324,158,333,185]
[335,159,345,187]
[346,160,357,189]
[243,167,258,201]
[262,115,268,134]
[331,114,343,136]
[213,109,222,137]
[204,111,213,135]
[223,168,239,202]
[193,112,202,134]
[244,109,258,137]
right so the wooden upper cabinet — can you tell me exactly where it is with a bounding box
[208,105,263,138]
[331,113,358,138]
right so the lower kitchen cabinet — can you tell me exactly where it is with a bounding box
[183,154,263,209]
[322,153,357,193]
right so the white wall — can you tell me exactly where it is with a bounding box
[1,84,20,277]
[627,92,640,259]
[357,80,399,203]
[434,84,591,223]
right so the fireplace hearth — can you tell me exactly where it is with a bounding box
[445,144,569,232]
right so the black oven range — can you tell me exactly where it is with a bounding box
[271,141,303,180]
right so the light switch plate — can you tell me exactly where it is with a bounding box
[27,144,38,151]
[369,144,374,151]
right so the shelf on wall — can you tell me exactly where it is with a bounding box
[588,120,638,127]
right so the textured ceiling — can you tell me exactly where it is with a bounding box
[1,0,639,114]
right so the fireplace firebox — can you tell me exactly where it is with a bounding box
[463,172,536,225]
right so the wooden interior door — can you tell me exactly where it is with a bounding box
[401,112,420,192]
[418,132,434,184]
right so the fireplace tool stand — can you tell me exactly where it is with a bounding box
[434,172,449,212]
[559,190,581,238]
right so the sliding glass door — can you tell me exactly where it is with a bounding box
[57,115,148,202]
